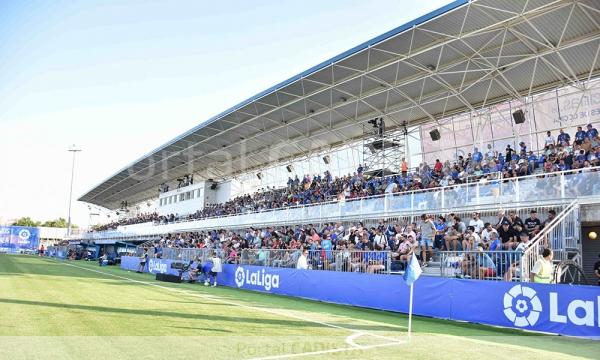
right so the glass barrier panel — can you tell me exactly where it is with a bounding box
[412,189,442,211]
[320,202,340,219]
[520,175,562,202]
[388,192,411,212]
[340,199,362,217]
[362,196,384,215]
[306,204,321,220]
[564,170,600,198]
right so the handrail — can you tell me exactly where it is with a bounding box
[79,165,600,239]
[143,166,600,226]
[520,199,579,282]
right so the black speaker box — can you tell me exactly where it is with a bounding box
[512,109,526,124]
[429,129,441,141]
[156,273,181,283]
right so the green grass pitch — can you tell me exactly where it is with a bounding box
[0,254,598,359]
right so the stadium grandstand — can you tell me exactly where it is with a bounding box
[33,0,600,346]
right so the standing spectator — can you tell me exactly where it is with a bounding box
[575,126,586,144]
[486,144,496,161]
[530,248,553,283]
[542,209,557,229]
[434,159,443,173]
[357,164,364,176]
[419,214,435,267]
[544,131,556,148]
[524,210,542,238]
[518,142,527,156]
[296,248,309,270]
[473,147,483,164]
[505,145,514,163]
[557,128,570,146]
[587,123,598,139]
[434,216,447,250]
[401,157,408,177]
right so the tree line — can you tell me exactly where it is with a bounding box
[10,217,77,228]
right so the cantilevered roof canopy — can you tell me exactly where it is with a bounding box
[80,0,600,209]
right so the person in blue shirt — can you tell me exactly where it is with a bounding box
[587,123,598,139]
[320,233,333,262]
[527,151,537,173]
[557,128,570,145]
[557,159,570,171]
[575,126,586,144]
[434,216,447,250]
[473,147,483,164]
[576,150,587,163]
[498,153,505,165]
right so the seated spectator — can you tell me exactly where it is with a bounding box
[497,221,516,250]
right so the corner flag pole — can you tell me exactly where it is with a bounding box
[408,282,414,340]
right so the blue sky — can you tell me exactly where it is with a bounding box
[0,0,449,227]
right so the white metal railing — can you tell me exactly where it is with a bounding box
[239,249,394,274]
[80,166,600,240]
[520,200,580,282]
[135,246,238,264]
[439,250,522,281]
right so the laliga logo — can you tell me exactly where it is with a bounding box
[234,267,246,288]
[503,285,542,327]
[18,229,31,241]
[234,266,279,291]
[504,284,600,328]
[148,259,167,274]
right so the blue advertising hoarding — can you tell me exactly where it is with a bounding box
[120,256,600,339]
[0,226,39,252]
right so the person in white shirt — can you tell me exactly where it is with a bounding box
[486,144,496,161]
[296,249,309,270]
[373,228,387,249]
[481,223,498,246]
[461,226,481,251]
[544,131,555,148]
[468,212,484,233]
[514,232,531,252]
[204,251,223,287]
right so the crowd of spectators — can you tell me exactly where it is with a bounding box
[143,206,557,277]
[92,212,161,232]
[93,124,599,232]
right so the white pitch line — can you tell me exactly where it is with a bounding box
[59,261,404,346]
[345,332,366,348]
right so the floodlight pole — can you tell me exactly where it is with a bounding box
[67,145,82,237]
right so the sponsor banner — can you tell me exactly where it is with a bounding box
[0,226,39,251]
[219,264,452,319]
[118,257,600,339]
[120,256,197,277]
[219,265,600,339]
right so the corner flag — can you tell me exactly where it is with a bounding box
[403,253,422,286]
[403,253,422,340]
